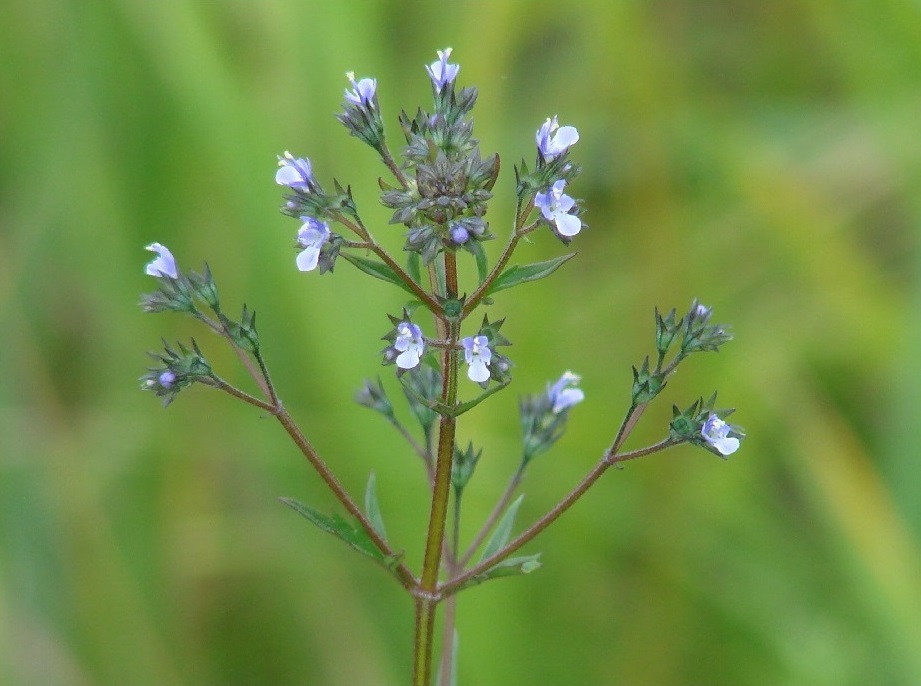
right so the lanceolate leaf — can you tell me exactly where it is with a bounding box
[280,497,395,567]
[486,253,575,296]
[468,240,489,286]
[364,471,388,542]
[456,554,543,592]
[479,494,524,563]
[340,253,415,295]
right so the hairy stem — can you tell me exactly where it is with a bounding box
[413,249,460,685]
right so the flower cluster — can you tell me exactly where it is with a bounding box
[140,339,214,407]
[519,371,584,463]
[669,395,744,458]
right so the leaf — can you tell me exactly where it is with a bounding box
[406,251,422,285]
[467,240,489,285]
[340,253,415,295]
[279,497,383,563]
[479,494,524,562]
[456,554,543,592]
[364,471,388,542]
[486,253,575,296]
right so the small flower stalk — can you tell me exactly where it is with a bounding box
[138,48,742,686]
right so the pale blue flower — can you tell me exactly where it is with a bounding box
[295,217,330,272]
[394,322,425,370]
[548,371,584,414]
[534,180,581,237]
[158,370,177,389]
[462,336,492,383]
[535,116,579,159]
[276,151,313,191]
[426,48,459,90]
[450,225,470,244]
[344,71,377,107]
[145,243,178,279]
[701,413,741,456]
[448,217,486,245]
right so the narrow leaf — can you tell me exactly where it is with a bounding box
[467,240,489,286]
[486,253,575,295]
[365,471,388,542]
[407,251,422,285]
[480,494,525,562]
[457,554,543,592]
[279,497,383,562]
[340,253,415,295]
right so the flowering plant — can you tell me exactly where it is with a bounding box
[139,48,743,686]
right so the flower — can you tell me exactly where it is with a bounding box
[295,217,330,272]
[448,217,486,245]
[394,322,425,370]
[700,413,741,456]
[158,370,177,389]
[145,243,178,279]
[547,371,584,414]
[426,48,459,90]
[344,71,377,107]
[462,336,492,383]
[535,116,579,159]
[276,151,313,191]
[534,180,582,237]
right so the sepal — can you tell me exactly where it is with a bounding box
[631,356,665,405]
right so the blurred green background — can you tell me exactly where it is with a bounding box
[3,0,921,684]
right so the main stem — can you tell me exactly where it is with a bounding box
[413,254,460,686]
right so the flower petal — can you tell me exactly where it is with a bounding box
[555,213,582,237]
[296,247,321,272]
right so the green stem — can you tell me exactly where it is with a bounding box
[414,251,460,685]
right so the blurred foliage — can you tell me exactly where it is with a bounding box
[2,0,921,684]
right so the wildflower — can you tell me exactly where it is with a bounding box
[344,72,377,107]
[145,243,179,279]
[547,371,584,414]
[426,48,459,91]
[448,217,486,245]
[394,322,425,370]
[534,180,581,237]
[158,370,177,389]
[536,116,579,160]
[295,217,330,272]
[462,336,492,383]
[700,413,741,456]
[276,152,313,191]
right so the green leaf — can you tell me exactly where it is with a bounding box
[486,253,575,296]
[407,251,422,285]
[480,494,524,563]
[467,240,489,286]
[279,497,384,563]
[364,471,388,542]
[340,253,415,295]
[457,554,543,591]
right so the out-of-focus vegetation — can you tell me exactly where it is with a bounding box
[2,1,920,684]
